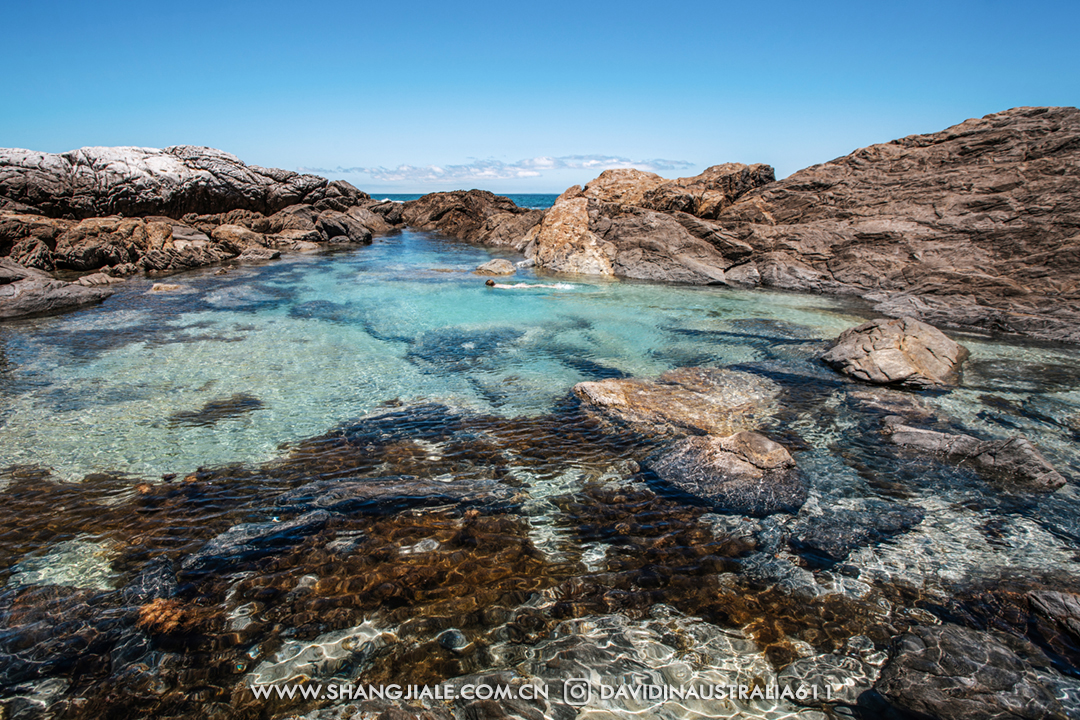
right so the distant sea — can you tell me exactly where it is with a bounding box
[376,193,558,209]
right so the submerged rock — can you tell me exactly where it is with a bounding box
[574,366,780,436]
[875,624,1069,720]
[272,476,523,515]
[822,316,969,388]
[166,392,264,427]
[789,500,925,565]
[473,258,515,275]
[650,432,806,516]
[884,420,1067,492]
[181,510,331,574]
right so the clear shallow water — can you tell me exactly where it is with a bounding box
[0,231,868,481]
[2,231,1080,719]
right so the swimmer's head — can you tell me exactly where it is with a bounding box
[485,279,495,286]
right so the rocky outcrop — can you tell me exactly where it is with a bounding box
[399,190,543,248]
[822,316,970,388]
[710,106,1080,342]
[559,163,775,218]
[884,419,1067,492]
[573,366,780,436]
[528,197,732,282]
[528,165,774,283]
[530,107,1080,342]
[0,258,113,318]
[875,624,1069,720]
[0,145,363,219]
[0,145,393,318]
[650,431,806,516]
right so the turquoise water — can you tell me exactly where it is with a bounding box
[0,231,867,481]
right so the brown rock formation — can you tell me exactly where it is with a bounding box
[400,190,542,247]
[822,316,970,388]
[712,106,1080,341]
[573,366,780,436]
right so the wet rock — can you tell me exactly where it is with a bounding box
[574,366,780,436]
[0,258,113,319]
[272,476,523,516]
[166,392,264,427]
[789,500,925,565]
[822,317,969,389]
[884,420,1067,492]
[180,510,331,574]
[1030,590,1080,645]
[235,247,280,262]
[120,558,178,606]
[651,432,806,516]
[473,258,516,276]
[436,627,470,652]
[875,623,1069,720]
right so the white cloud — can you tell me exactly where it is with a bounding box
[300,155,695,184]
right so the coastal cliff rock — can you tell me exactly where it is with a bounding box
[0,145,361,219]
[535,107,1080,342]
[529,197,731,282]
[712,106,1080,342]
[558,163,775,218]
[822,316,970,388]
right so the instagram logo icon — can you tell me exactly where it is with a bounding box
[563,678,591,706]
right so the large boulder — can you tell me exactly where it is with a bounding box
[650,431,806,516]
[573,366,780,436]
[0,145,360,219]
[0,258,113,319]
[875,624,1069,720]
[822,316,969,388]
[884,420,1067,492]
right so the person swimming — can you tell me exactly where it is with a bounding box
[484,279,575,290]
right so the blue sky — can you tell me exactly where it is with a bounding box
[3,0,1078,192]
